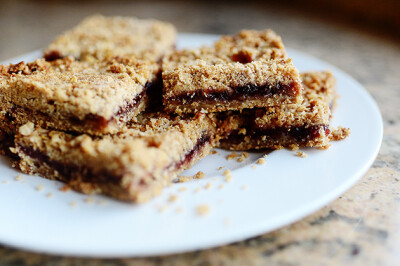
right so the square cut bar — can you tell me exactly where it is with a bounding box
[13,113,219,202]
[218,71,336,150]
[0,57,158,135]
[44,15,177,62]
[162,30,302,114]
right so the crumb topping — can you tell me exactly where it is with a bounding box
[1,57,157,123]
[44,15,176,62]
[162,30,302,113]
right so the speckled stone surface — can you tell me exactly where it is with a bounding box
[1,1,399,265]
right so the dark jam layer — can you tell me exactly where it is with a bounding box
[72,82,150,129]
[166,82,298,104]
[173,133,211,170]
[223,125,330,145]
[18,132,212,187]
[0,131,18,160]
[18,145,121,185]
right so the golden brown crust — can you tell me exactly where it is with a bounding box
[13,113,219,202]
[44,15,177,62]
[162,30,302,114]
[0,57,158,135]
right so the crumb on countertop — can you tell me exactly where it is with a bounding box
[36,184,44,191]
[205,182,212,190]
[14,175,22,181]
[211,150,218,154]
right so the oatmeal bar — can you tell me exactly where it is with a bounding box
[162,30,302,114]
[218,71,336,150]
[44,15,176,62]
[13,113,219,202]
[0,57,158,135]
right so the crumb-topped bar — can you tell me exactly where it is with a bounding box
[218,71,336,150]
[13,113,219,202]
[44,15,177,62]
[162,30,302,114]
[0,57,158,135]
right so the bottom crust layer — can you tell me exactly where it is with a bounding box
[219,125,330,150]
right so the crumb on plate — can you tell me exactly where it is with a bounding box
[196,204,210,216]
[193,171,205,179]
[256,158,266,165]
[296,151,307,158]
[223,169,232,182]
[226,151,239,160]
[168,194,179,203]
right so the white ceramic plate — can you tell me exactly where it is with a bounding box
[0,33,382,257]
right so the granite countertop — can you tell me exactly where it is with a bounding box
[1,1,399,265]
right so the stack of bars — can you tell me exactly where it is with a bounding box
[0,15,349,202]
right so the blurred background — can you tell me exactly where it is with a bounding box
[0,0,399,61]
